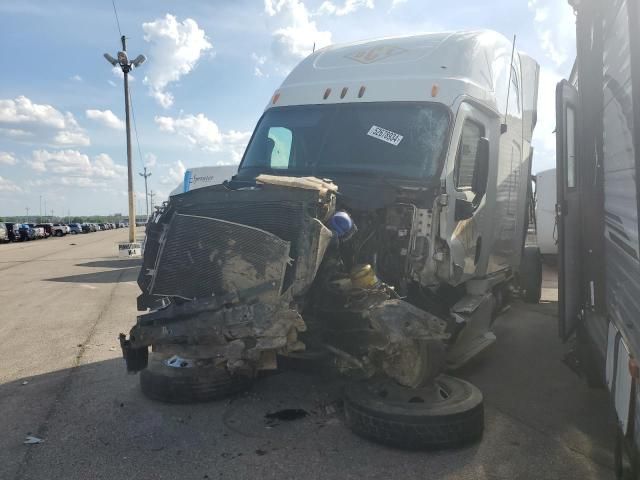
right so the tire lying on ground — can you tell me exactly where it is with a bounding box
[343,375,484,449]
[520,245,542,303]
[140,352,253,404]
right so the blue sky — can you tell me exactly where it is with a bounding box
[0,0,575,216]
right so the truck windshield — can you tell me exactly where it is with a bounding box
[239,102,450,179]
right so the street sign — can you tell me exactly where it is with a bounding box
[117,241,141,257]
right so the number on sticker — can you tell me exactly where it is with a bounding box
[367,125,403,146]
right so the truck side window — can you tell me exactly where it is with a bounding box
[455,120,485,190]
[267,127,293,168]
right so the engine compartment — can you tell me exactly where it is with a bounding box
[121,175,484,387]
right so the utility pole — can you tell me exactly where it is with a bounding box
[51,209,54,221]
[39,195,42,223]
[139,166,152,218]
[104,36,146,243]
[148,190,155,212]
[25,207,29,223]
[44,199,47,222]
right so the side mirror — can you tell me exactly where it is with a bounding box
[472,137,490,199]
[455,198,474,221]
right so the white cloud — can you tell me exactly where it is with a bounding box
[0,176,21,193]
[142,14,213,108]
[155,113,251,163]
[144,152,157,167]
[168,159,186,184]
[528,0,575,67]
[0,96,89,147]
[264,0,332,66]
[70,75,83,82]
[316,0,374,16]
[252,52,268,77]
[0,127,33,138]
[108,80,117,88]
[85,109,125,130]
[28,150,126,182]
[0,152,17,165]
[389,0,407,9]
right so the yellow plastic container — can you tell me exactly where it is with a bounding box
[350,264,378,289]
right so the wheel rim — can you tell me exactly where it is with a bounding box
[361,377,454,407]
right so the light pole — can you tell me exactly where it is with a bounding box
[148,190,155,212]
[139,166,152,219]
[39,195,42,223]
[104,36,146,243]
[25,207,29,223]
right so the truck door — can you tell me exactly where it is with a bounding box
[556,79,581,340]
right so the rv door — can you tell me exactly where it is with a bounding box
[556,79,580,341]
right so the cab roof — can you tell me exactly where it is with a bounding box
[270,30,522,113]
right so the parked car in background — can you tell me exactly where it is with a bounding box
[18,224,36,241]
[81,224,91,233]
[51,224,67,237]
[68,223,83,234]
[26,224,45,239]
[5,223,21,242]
[34,223,53,238]
[0,223,8,243]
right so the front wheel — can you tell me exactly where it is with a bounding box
[343,375,484,449]
[140,352,253,403]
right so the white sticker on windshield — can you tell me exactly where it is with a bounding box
[367,125,403,146]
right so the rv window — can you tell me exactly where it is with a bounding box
[566,106,576,188]
[455,120,485,189]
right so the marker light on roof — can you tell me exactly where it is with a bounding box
[358,86,366,98]
[323,88,332,100]
[431,84,439,97]
[272,92,281,104]
[340,87,348,99]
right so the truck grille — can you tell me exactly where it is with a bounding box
[148,214,291,301]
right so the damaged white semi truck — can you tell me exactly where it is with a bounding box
[120,30,541,449]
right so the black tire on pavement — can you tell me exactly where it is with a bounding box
[521,246,542,303]
[343,375,484,450]
[140,353,253,404]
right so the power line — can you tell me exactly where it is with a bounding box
[111,0,123,38]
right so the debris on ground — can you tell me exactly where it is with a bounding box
[21,381,28,386]
[24,435,44,444]
[264,409,309,424]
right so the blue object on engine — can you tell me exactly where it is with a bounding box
[328,211,356,239]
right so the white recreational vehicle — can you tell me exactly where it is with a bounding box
[535,168,557,256]
[122,31,541,449]
[169,165,239,197]
[556,0,640,476]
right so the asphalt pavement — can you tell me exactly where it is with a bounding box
[0,232,616,479]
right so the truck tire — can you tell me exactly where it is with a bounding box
[521,246,542,303]
[140,353,252,404]
[343,375,484,449]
